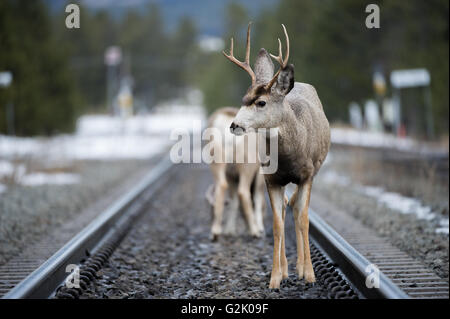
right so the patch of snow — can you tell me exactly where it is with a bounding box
[320,170,351,186]
[0,106,206,162]
[360,187,436,221]
[0,160,14,178]
[436,219,449,235]
[1,134,171,162]
[0,160,26,181]
[0,160,80,187]
[20,173,81,186]
[54,136,171,160]
[330,128,439,153]
[0,136,42,158]
[76,113,203,137]
[319,169,447,235]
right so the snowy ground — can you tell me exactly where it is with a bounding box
[0,105,205,193]
[331,127,448,155]
[0,105,205,160]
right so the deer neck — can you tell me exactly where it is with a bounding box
[276,105,301,158]
[262,107,304,186]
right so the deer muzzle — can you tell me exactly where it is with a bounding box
[230,122,245,136]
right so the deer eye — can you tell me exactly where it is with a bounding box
[256,101,266,107]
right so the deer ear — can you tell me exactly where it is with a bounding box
[274,63,294,96]
[254,48,274,84]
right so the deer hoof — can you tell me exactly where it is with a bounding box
[211,224,222,240]
[223,224,237,235]
[210,233,218,242]
[256,223,265,234]
[251,229,262,238]
[304,269,316,283]
[269,275,282,289]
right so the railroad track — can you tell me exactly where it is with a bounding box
[1,156,447,299]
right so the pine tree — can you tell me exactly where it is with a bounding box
[0,0,80,136]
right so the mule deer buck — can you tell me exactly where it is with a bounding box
[206,107,266,241]
[223,23,330,289]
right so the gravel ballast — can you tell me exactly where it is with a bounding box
[81,165,345,299]
[0,159,159,266]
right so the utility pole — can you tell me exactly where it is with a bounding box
[104,46,122,116]
[0,71,14,135]
[372,68,387,132]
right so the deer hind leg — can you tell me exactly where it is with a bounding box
[210,163,228,241]
[237,171,260,237]
[223,182,239,235]
[293,180,315,283]
[253,172,266,234]
[267,184,287,289]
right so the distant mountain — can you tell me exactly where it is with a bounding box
[44,0,277,36]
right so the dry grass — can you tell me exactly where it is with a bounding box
[330,145,449,216]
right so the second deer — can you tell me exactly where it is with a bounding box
[206,107,266,240]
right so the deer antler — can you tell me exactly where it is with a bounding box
[222,22,256,86]
[265,24,290,90]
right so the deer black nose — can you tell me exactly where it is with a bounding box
[230,122,245,135]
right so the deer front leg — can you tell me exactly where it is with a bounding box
[291,185,304,279]
[280,201,288,279]
[293,180,315,283]
[267,184,287,289]
[211,163,228,241]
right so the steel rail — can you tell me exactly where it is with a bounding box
[308,209,410,299]
[3,156,174,299]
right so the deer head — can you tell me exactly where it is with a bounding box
[223,23,294,135]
